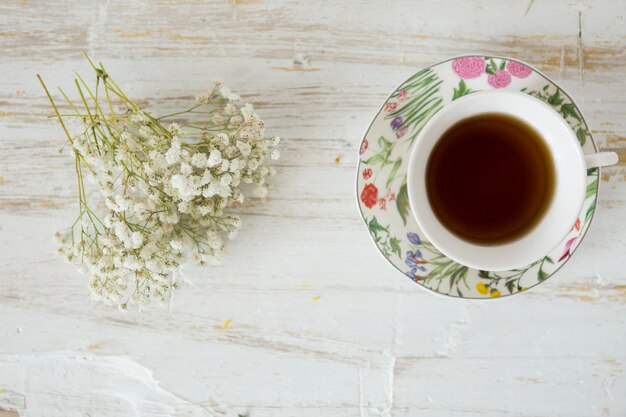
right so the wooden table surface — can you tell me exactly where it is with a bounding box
[1,1,625,416]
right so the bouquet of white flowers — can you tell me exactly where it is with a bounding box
[38,56,279,309]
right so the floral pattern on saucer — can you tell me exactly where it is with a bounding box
[356,55,599,298]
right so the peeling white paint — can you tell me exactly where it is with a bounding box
[435,307,470,358]
[0,353,213,417]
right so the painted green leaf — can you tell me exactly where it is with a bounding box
[452,79,472,101]
[505,280,517,293]
[545,256,554,264]
[368,216,386,234]
[390,237,402,259]
[548,88,564,105]
[395,68,430,95]
[576,128,587,146]
[499,60,506,70]
[363,153,384,165]
[393,83,441,121]
[561,103,581,121]
[396,181,410,225]
[584,199,596,224]
[386,158,402,188]
[399,71,436,92]
[404,98,443,142]
[448,265,468,290]
[485,58,498,75]
[378,136,392,149]
[451,265,468,281]
[543,85,550,92]
[478,270,491,279]
[586,180,598,199]
[386,70,443,144]
[538,268,549,282]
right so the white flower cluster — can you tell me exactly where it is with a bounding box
[54,79,279,309]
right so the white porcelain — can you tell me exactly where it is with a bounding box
[407,91,615,271]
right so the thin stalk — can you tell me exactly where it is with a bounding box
[37,75,75,145]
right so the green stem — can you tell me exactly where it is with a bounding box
[37,75,75,146]
[157,104,204,120]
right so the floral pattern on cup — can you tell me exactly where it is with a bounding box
[359,138,369,155]
[507,61,533,78]
[487,70,512,88]
[452,56,534,90]
[391,116,403,130]
[356,55,600,298]
[360,183,378,208]
[452,57,486,79]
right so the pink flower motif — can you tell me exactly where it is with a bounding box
[359,138,368,156]
[558,237,578,262]
[397,90,409,103]
[385,190,396,202]
[506,61,532,78]
[384,102,398,112]
[395,126,409,139]
[488,70,512,89]
[378,198,387,210]
[572,217,581,232]
[362,168,372,180]
[452,56,486,79]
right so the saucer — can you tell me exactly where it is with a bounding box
[355,55,600,299]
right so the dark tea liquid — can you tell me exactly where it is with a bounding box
[426,113,555,245]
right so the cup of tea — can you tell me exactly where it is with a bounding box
[407,91,618,271]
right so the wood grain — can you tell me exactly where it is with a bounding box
[0,1,625,416]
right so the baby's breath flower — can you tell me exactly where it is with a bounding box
[168,122,183,136]
[180,162,193,176]
[240,103,255,121]
[191,152,207,168]
[114,195,132,212]
[165,140,181,165]
[236,141,252,157]
[248,159,259,170]
[43,60,279,309]
[131,231,144,249]
[196,93,210,104]
[178,201,190,213]
[170,240,184,251]
[219,86,240,101]
[215,133,229,146]
[207,149,222,167]
[123,256,143,271]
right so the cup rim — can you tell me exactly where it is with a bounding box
[407,91,587,271]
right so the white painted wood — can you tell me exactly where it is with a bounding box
[0,1,625,416]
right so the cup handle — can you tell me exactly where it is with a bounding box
[585,152,619,169]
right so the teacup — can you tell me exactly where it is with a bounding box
[407,91,618,271]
